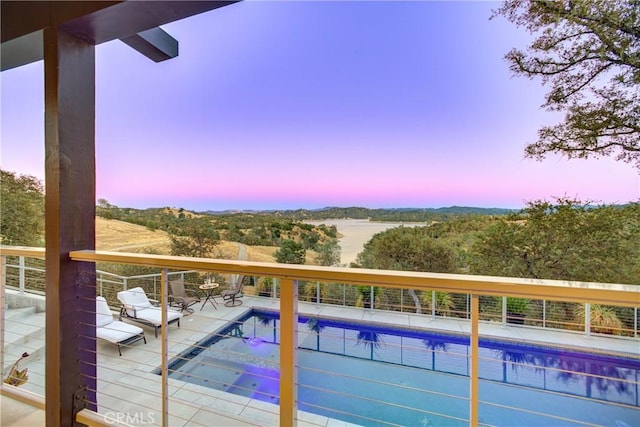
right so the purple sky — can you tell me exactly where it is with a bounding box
[2,1,638,212]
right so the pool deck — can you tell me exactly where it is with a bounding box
[3,295,639,426]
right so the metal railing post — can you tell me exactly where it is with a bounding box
[635,307,638,338]
[342,283,346,306]
[502,296,507,326]
[161,268,169,427]
[470,294,479,426]
[431,290,436,320]
[543,299,546,328]
[280,278,298,427]
[19,256,25,294]
[1,255,6,376]
[585,303,591,336]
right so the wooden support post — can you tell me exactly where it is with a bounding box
[161,269,169,427]
[279,278,298,427]
[1,255,6,378]
[44,26,97,427]
[470,294,479,426]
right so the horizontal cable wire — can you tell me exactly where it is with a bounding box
[478,398,602,426]
[477,352,640,389]
[82,374,275,422]
[298,382,469,425]
[4,252,639,427]
[297,399,412,427]
[297,363,468,402]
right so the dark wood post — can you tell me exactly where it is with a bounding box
[44,26,97,426]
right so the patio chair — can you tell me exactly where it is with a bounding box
[117,287,182,338]
[221,275,245,307]
[96,296,146,356]
[169,279,201,314]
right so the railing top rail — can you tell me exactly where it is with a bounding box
[95,269,198,280]
[0,246,45,258]
[2,246,637,307]
[65,249,638,307]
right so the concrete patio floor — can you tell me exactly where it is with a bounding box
[3,294,638,426]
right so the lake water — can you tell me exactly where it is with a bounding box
[306,219,423,266]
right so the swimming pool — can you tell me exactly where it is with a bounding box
[167,310,639,426]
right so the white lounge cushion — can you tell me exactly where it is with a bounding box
[132,306,182,326]
[97,320,144,344]
[117,287,153,316]
[96,296,115,327]
[117,287,182,327]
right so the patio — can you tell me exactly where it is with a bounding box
[3,284,638,426]
[2,2,639,425]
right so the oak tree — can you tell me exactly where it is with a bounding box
[0,170,44,246]
[169,219,220,258]
[274,239,306,264]
[494,0,640,166]
[356,226,459,313]
[315,240,341,266]
[470,198,640,284]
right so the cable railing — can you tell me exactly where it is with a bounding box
[4,254,639,338]
[1,247,638,427]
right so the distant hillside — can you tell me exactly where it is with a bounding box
[96,203,339,251]
[96,217,278,262]
[204,206,516,222]
[96,217,171,252]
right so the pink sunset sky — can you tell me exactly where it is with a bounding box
[2,1,638,212]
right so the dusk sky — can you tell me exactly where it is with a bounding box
[2,1,638,212]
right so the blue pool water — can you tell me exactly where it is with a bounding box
[166,310,640,426]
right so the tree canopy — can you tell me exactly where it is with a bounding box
[315,240,341,266]
[169,219,220,258]
[274,239,306,264]
[470,199,640,284]
[494,0,640,166]
[355,226,460,314]
[0,170,44,246]
[356,226,459,273]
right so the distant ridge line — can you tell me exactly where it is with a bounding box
[202,206,517,219]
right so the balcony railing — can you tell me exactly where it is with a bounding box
[1,246,638,426]
[4,253,637,338]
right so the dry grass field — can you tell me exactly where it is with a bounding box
[93,217,322,297]
[96,217,171,252]
[96,217,280,262]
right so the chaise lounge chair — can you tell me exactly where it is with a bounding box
[96,296,147,356]
[117,287,182,338]
[221,275,245,307]
[169,279,201,314]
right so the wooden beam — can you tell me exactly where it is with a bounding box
[1,1,121,43]
[0,31,43,72]
[44,26,97,427]
[2,26,178,71]
[120,27,178,63]
[2,1,239,70]
[61,1,239,45]
[1,1,239,44]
